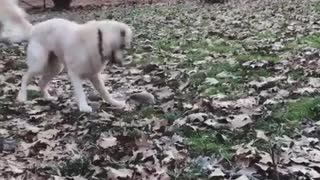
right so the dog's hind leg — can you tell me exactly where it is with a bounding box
[39,52,63,101]
[89,74,125,109]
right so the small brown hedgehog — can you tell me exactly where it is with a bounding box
[128,91,156,105]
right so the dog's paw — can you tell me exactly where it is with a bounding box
[111,100,126,109]
[79,105,93,113]
[44,95,58,101]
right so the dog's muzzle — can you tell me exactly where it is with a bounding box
[109,50,123,66]
[120,44,126,50]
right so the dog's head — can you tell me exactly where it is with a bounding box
[0,0,29,23]
[94,20,133,65]
[96,20,133,51]
[0,0,33,43]
[118,23,133,50]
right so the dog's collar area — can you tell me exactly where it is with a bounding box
[97,28,122,66]
[97,28,104,63]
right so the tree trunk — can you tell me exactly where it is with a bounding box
[52,0,72,10]
[202,0,227,3]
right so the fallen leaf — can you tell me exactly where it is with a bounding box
[256,130,269,142]
[155,87,174,100]
[105,167,133,179]
[205,77,219,85]
[235,175,250,180]
[98,136,117,149]
[228,114,253,129]
[209,168,225,177]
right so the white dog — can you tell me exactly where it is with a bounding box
[0,1,133,112]
[16,18,133,112]
[0,0,33,42]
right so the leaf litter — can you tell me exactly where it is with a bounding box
[2,0,320,179]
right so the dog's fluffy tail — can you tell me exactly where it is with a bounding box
[0,0,33,43]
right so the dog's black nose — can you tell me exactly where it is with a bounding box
[120,44,126,50]
[109,50,123,66]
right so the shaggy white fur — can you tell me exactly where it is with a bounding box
[0,1,133,112]
[0,0,33,42]
[16,18,133,112]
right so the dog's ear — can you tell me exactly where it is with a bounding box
[120,29,126,38]
[119,29,127,49]
[0,22,3,33]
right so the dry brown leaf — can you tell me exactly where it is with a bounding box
[256,163,270,171]
[105,167,133,179]
[228,114,253,129]
[259,151,272,164]
[52,176,65,180]
[290,157,309,164]
[98,136,117,149]
[204,118,230,129]
[6,160,24,174]
[209,168,225,177]
[308,77,320,88]
[288,164,320,179]
[255,130,269,142]
[37,129,60,140]
[153,119,168,131]
[71,175,88,180]
[187,113,208,123]
[24,123,41,133]
[0,129,9,136]
[235,175,250,180]
[293,87,317,95]
[155,87,174,100]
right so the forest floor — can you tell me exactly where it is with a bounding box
[20,0,170,9]
[2,0,320,179]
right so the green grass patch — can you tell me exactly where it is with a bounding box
[274,97,320,123]
[154,39,180,51]
[208,39,243,54]
[189,61,273,98]
[203,80,245,99]
[184,130,234,160]
[60,158,91,177]
[256,31,278,40]
[188,62,245,97]
[282,33,320,57]
[183,39,242,57]
[312,1,320,12]
[236,53,280,62]
[300,34,320,48]
[287,69,306,81]
[154,38,243,68]
[164,111,183,124]
[122,107,161,123]
[171,165,203,180]
[255,118,294,138]
[256,97,320,136]
[139,107,159,118]
[27,90,41,100]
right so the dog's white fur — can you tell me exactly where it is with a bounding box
[0,0,33,42]
[0,1,133,112]
[17,18,132,112]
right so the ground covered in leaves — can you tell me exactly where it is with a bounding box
[2,0,320,179]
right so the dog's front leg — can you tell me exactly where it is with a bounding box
[68,71,92,112]
[17,71,32,102]
[89,74,125,108]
